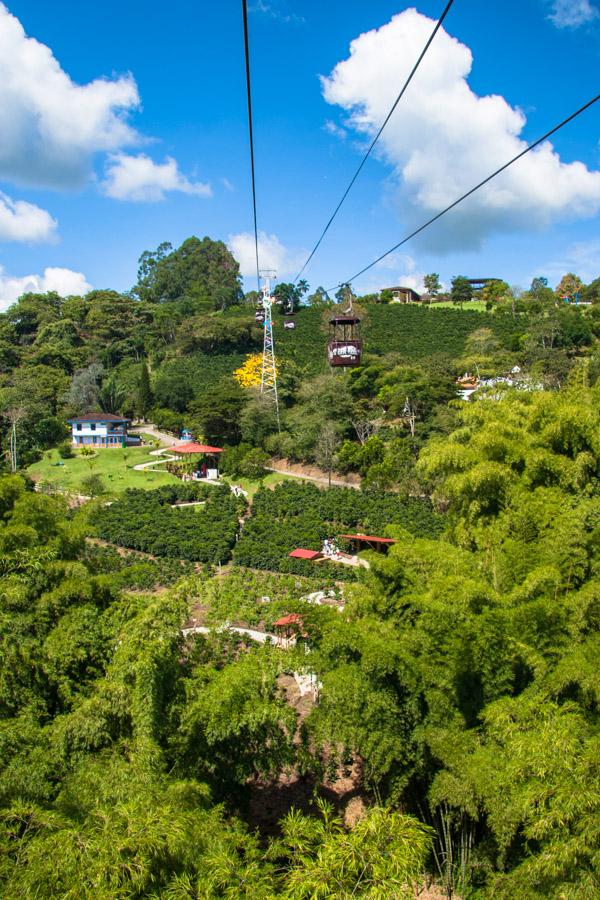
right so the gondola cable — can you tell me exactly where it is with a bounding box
[241,0,260,292]
[293,0,455,284]
[327,91,600,291]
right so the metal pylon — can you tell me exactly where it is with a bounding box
[259,271,280,430]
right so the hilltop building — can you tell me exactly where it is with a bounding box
[68,413,141,448]
[388,286,422,303]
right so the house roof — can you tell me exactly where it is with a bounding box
[387,285,421,295]
[68,412,129,423]
[289,548,322,560]
[339,534,396,545]
[169,442,223,454]
[273,613,304,627]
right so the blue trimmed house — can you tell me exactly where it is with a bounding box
[68,413,141,448]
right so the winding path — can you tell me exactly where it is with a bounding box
[133,447,179,471]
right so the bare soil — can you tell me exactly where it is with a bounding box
[268,457,361,489]
[247,674,367,835]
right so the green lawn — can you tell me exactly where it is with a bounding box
[431,300,488,311]
[221,471,295,500]
[28,447,180,496]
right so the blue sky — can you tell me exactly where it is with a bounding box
[0,0,599,307]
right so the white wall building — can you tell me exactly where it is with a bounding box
[68,413,139,448]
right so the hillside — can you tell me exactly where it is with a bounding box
[202,302,522,383]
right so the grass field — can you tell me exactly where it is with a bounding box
[221,471,294,499]
[28,447,180,496]
[431,300,488,311]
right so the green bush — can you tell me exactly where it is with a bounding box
[58,441,74,459]
[84,543,196,588]
[81,473,105,497]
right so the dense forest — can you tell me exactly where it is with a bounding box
[1,236,600,896]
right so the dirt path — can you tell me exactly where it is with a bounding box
[267,458,361,490]
[129,424,181,447]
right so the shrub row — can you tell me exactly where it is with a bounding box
[95,485,245,563]
[233,481,442,576]
[84,543,196,589]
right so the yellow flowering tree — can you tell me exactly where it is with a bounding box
[233,352,279,388]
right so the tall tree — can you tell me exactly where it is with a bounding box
[555,272,584,302]
[450,276,473,309]
[334,283,356,309]
[134,237,243,310]
[423,273,441,297]
[137,360,153,420]
[63,363,105,414]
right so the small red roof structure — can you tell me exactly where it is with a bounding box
[288,548,322,560]
[273,613,304,627]
[169,442,223,454]
[339,534,396,544]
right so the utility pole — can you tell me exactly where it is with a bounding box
[259,269,280,431]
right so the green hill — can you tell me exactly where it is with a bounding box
[185,303,520,387]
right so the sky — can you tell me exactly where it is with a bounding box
[0,0,599,308]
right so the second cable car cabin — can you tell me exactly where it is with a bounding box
[327,315,362,367]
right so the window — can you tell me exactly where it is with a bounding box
[90,423,96,431]
[76,423,82,431]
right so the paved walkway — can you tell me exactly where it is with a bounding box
[129,424,181,447]
[182,623,276,643]
[133,448,179,471]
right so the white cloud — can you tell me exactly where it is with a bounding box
[101,153,212,202]
[548,0,598,28]
[539,238,600,285]
[0,191,57,242]
[322,9,600,252]
[0,3,140,189]
[357,253,429,294]
[228,230,306,279]
[0,265,91,310]
[250,1,305,24]
[324,120,348,140]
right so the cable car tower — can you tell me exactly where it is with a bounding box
[258,270,280,430]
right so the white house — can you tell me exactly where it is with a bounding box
[68,413,140,448]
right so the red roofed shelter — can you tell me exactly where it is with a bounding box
[288,548,323,561]
[339,534,396,554]
[273,613,307,649]
[167,442,223,481]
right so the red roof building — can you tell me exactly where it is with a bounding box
[339,534,396,554]
[288,548,322,561]
[169,442,223,454]
[272,613,308,648]
[167,442,223,482]
[273,613,304,627]
[339,534,396,544]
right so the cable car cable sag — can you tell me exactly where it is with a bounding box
[293,0,455,284]
[327,91,600,291]
[241,0,260,291]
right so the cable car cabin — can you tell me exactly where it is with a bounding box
[284,320,295,329]
[255,310,265,323]
[327,316,362,368]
